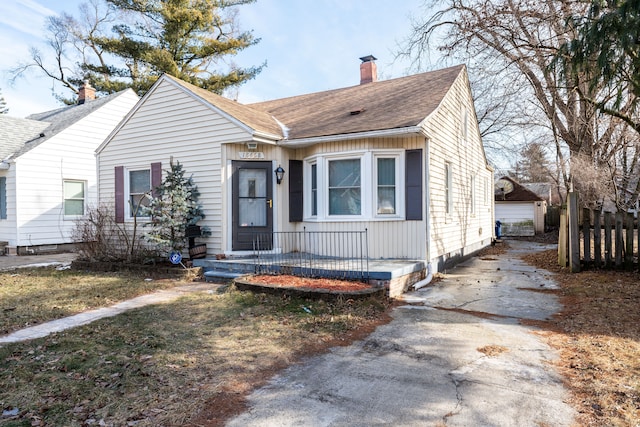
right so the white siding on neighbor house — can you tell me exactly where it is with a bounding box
[0,169,17,246]
[292,136,427,259]
[98,79,254,255]
[12,90,139,248]
[422,68,494,268]
[495,201,536,236]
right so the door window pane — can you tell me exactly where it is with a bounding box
[328,159,361,215]
[239,169,267,227]
[64,180,85,216]
[377,158,396,214]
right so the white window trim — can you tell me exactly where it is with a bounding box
[63,179,86,219]
[304,149,405,222]
[125,166,152,221]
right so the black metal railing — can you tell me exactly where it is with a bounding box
[252,228,369,281]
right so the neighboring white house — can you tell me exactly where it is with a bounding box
[495,176,546,236]
[0,85,139,254]
[96,57,494,288]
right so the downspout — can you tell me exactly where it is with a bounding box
[414,137,433,290]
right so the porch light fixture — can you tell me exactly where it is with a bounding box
[275,165,285,184]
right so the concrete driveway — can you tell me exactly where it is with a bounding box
[227,240,576,427]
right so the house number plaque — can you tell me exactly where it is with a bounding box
[239,152,265,159]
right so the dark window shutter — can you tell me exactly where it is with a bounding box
[151,162,162,197]
[289,160,303,222]
[0,177,6,219]
[405,149,423,220]
[115,166,124,223]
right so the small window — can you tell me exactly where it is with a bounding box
[377,158,396,214]
[129,169,151,217]
[311,163,318,216]
[445,162,452,214]
[63,180,85,216]
[328,159,361,215]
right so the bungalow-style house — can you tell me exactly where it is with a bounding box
[96,57,494,289]
[0,85,139,254]
[495,176,546,236]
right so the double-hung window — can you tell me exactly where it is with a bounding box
[128,169,151,217]
[328,158,361,216]
[376,157,397,215]
[63,180,85,216]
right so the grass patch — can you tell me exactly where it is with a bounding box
[0,284,392,426]
[522,249,640,426]
[0,267,192,335]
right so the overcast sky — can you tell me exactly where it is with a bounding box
[0,0,430,118]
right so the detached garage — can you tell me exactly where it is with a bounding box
[495,176,546,236]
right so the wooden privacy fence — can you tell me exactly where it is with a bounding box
[559,191,637,272]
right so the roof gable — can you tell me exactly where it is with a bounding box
[2,90,135,160]
[140,65,465,143]
[162,75,284,139]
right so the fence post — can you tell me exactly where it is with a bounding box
[582,207,591,266]
[558,205,568,267]
[604,212,612,268]
[568,192,580,272]
[593,209,602,268]
[615,212,624,268]
[626,212,634,270]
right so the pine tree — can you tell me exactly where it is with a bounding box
[0,88,8,114]
[143,159,207,254]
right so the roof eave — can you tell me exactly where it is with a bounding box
[278,126,426,148]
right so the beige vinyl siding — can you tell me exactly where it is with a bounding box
[98,79,254,254]
[292,136,427,259]
[423,68,494,265]
[12,90,138,247]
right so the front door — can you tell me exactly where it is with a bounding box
[232,161,273,250]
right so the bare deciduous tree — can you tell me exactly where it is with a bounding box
[401,0,640,210]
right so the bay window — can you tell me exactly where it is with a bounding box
[303,150,413,221]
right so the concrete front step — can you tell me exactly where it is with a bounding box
[203,269,246,282]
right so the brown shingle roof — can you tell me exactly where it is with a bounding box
[495,176,544,202]
[164,65,465,141]
[250,65,465,140]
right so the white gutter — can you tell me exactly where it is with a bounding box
[278,126,425,148]
[414,137,433,290]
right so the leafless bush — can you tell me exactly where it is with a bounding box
[72,204,158,262]
[570,155,614,209]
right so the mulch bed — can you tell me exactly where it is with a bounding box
[235,274,386,300]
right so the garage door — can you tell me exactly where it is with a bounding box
[495,202,535,236]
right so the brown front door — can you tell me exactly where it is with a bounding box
[232,161,273,250]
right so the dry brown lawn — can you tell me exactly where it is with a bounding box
[522,247,640,426]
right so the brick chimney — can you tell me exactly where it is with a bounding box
[77,81,96,104]
[359,55,377,84]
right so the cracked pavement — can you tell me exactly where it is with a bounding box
[226,240,576,426]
